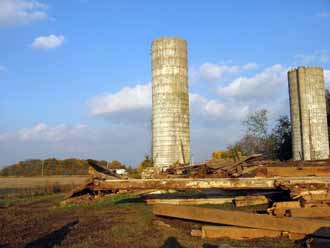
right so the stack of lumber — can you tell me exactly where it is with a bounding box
[153,204,330,244]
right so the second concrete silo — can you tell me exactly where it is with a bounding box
[151,37,190,169]
[288,67,329,160]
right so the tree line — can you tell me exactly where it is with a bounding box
[0,158,127,177]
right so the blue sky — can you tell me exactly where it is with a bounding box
[0,0,330,167]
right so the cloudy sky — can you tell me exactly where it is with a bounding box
[0,0,330,168]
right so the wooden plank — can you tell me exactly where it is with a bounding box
[201,225,282,240]
[286,207,330,218]
[146,197,233,205]
[152,204,330,236]
[191,229,202,237]
[93,177,330,191]
[234,195,269,207]
[256,166,330,177]
[267,201,301,216]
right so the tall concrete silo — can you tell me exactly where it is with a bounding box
[151,37,190,169]
[288,67,329,160]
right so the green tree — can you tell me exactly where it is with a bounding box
[269,115,292,161]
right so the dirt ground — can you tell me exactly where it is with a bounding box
[0,193,302,248]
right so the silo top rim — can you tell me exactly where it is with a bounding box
[152,37,187,44]
[288,66,324,73]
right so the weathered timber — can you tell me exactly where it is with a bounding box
[267,201,301,216]
[301,191,330,202]
[285,207,330,218]
[234,195,269,207]
[152,204,330,236]
[93,177,330,191]
[191,229,202,237]
[146,197,233,205]
[87,159,120,178]
[201,225,282,240]
[256,166,330,177]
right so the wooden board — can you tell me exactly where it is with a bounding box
[234,195,268,207]
[201,225,282,239]
[93,177,330,191]
[286,207,330,218]
[146,197,233,205]
[256,166,330,177]
[153,204,330,237]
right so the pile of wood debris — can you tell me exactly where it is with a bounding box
[65,158,330,247]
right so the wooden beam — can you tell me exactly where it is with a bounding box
[201,225,282,239]
[286,207,330,218]
[234,195,269,207]
[93,177,330,191]
[146,197,233,205]
[256,166,330,177]
[153,204,330,237]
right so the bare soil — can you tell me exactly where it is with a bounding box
[0,193,301,248]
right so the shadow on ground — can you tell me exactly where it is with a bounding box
[24,220,79,248]
[159,237,226,248]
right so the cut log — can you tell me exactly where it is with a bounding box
[146,197,233,205]
[234,195,269,207]
[201,225,282,240]
[153,204,330,237]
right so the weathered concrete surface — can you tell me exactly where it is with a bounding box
[151,37,190,168]
[288,67,329,160]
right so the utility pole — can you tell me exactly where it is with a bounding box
[41,160,44,177]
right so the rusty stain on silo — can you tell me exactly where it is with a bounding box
[288,67,329,160]
[151,37,190,169]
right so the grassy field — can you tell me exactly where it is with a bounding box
[0,176,90,189]
[0,192,299,248]
[0,176,90,196]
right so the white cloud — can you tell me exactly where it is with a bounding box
[191,62,258,82]
[317,12,330,18]
[31,35,65,50]
[88,83,151,116]
[217,64,287,99]
[0,0,47,27]
[295,50,330,65]
[0,123,88,142]
[242,63,258,70]
[325,70,330,89]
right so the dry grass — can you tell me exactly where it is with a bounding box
[0,176,89,189]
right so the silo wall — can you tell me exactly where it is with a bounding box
[151,37,190,168]
[288,67,329,160]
